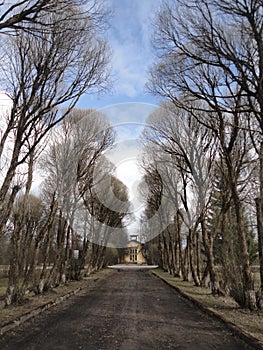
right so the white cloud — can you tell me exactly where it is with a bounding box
[100,102,157,125]
[105,0,161,100]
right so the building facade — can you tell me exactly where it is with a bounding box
[123,235,146,264]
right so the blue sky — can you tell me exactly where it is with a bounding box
[77,0,162,110]
[77,0,164,235]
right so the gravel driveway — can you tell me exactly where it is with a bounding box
[0,267,254,349]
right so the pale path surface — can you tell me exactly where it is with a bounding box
[0,268,254,350]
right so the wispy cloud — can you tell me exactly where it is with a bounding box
[100,102,157,125]
[105,0,161,100]
[78,0,161,108]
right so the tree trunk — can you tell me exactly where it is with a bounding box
[231,186,255,309]
[5,147,35,306]
[5,218,21,306]
[61,225,71,282]
[202,263,210,288]
[0,185,20,239]
[196,230,201,281]
[24,196,58,294]
[13,151,35,300]
[158,234,164,269]
[79,211,90,274]
[188,228,201,286]
[46,211,67,289]
[200,214,220,294]
[176,211,183,278]
[36,222,55,294]
[182,237,190,281]
[162,234,170,272]
[256,197,263,309]
[0,123,25,237]
[255,141,263,309]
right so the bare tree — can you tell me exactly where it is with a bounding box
[0,1,102,34]
[83,174,130,274]
[0,2,111,237]
[38,109,115,288]
[3,108,115,305]
[141,103,224,293]
[148,0,261,309]
[140,143,186,278]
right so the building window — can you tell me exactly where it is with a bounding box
[129,247,138,262]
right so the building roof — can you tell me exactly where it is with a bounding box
[126,240,142,247]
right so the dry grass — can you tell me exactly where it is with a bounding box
[152,269,263,343]
[0,268,114,329]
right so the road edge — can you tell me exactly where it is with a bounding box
[151,270,263,350]
[0,268,115,338]
[0,288,81,337]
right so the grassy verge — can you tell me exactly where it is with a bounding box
[0,268,114,329]
[152,268,263,344]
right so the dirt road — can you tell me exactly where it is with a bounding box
[0,268,255,349]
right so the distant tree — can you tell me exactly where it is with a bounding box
[4,193,56,305]
[37,109,115,289]
[141,103,223,293]
[81,170,131,274]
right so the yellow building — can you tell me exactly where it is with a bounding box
[123,235,146,264]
